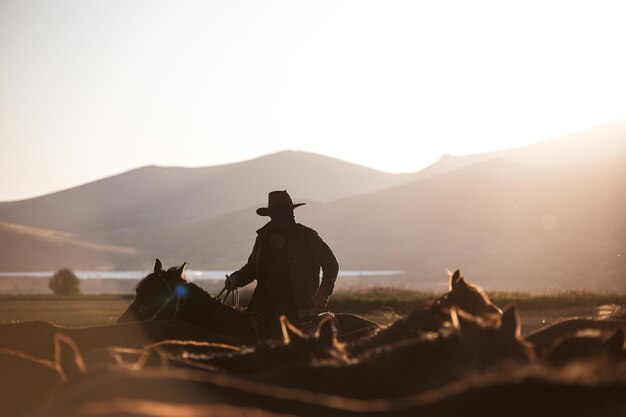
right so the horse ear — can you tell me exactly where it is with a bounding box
[601,329,625,356]
[154,258,163,272]
[449,269,462,290]
[316,316,338,346]
[177,262,187,277]
[500,306,521,339]
[280,315,304,344]
[54,333,86,382]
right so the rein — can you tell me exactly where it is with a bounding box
[215,286,240,311]
[149,275,260,344]
[204,286,241,325]
[207,286,261,343]
[195,286,239,326]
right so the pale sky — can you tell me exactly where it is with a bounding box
[1,1,626,201]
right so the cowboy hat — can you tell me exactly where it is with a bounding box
[256,190,306,216]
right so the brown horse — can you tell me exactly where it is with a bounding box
[0,348,61,416]
[117,259,379,345]
[350,269,502,354]
[440,269,502,317]
[253,306,534,399]
[0,318,231,362]
[526,318,626,352]
[542,329,625,367]
[0,333,88,416]
[177,315,350,375]
[41,328,626,417]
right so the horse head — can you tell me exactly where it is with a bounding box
[440,269,503,317]
[117,259,189,324]
[275,315,348,364]
[452,305,535,364]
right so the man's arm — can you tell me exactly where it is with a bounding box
[309,231,339,296]
[227,236,260,288]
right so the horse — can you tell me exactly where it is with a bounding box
[117,259,380,345]
[165,315,351,376]
[0,333,89,416]
[0,347,62,416]
[526,318,626,353]
[43,374,626,417]
[542,329,625,367]
[0,318,232,362]
[39,326,626,417]
[349,269,503,354]
[253,306,535,399]
[43,362,626,417]
[41,357,626,417]
[439,269,503,317]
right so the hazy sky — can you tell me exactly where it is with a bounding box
[1,1,626,201]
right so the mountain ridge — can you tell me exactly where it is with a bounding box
[1,123,625,290]
[0,150,411,241]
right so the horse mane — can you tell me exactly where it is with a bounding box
[136,267,209,296]
[136,266,188,290]
[135,266,242,318]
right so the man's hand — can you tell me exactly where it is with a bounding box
[312,287,331,315]
[225,272,241,291]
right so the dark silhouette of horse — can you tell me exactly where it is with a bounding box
[0,318,230,362]
[42,363,626,417]
[9,261,625,416]
[42,360,626,417]
[117,259,378,344]
[184,315,350,375]
[439,269,502,317]
[543,329,625,367]
[350,270,502,354]
[0,333,87,416]
[253,306,534,399]
[32,320,626,417]
[0,348,61,416]
[526,318,626,354]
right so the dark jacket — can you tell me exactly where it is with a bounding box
[234,222,339,311]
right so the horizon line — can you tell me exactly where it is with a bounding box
[3,119,624,203]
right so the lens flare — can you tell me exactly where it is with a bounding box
[175,285,187,298]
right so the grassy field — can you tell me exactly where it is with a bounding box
[0,294,133,326]
[0,290,624,333]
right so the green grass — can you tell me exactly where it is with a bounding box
[489,291,626,311]
[0,294,132,327]
[331,288,626,314]
[0,290,623,328]
[329,288,433,314]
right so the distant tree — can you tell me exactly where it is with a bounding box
[49,268,81,295]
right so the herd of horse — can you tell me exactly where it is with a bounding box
[1,260,625,417]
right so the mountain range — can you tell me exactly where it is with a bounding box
[2,121,625,290]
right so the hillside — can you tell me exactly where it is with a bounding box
[139,202,327,269]
[142,156,625,290]
[319,156,626,290]
[0,151,409,243]
[0,222,137,271]
[412,121,626,180]
[1,123,625,290]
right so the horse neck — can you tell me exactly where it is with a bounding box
[180,284,253,342]
[349,300,447,354]
[172,284,212,325]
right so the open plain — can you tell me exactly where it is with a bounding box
[1,291,624,334]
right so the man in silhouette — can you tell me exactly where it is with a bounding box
[225,190,339,338]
